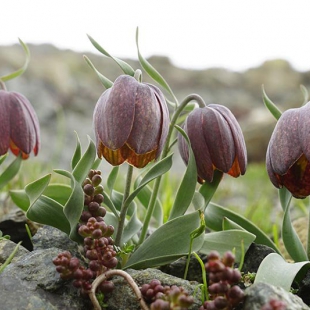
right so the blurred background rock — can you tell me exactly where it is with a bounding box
[1,43,308,169]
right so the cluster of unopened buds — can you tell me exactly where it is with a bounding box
[200,251,244,310]
[261,298,287,310]
[53,169,117,296]
[140,279,194,310]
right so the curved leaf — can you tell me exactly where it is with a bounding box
[135,184,163,226]
[103,191,119,218]
[87,34,135,76]
[72,137,96,184]
[0,154,8,166]
[262,85,282,120]
[0,38,30,81]
[136,28,178,104]
[199,170,223,211]
[205,202,280,254]
[0,154,22,189]
[279,187,308,261]
[83,55,113,89]
[27,195,70,234]
[168,126,197,220]
[122,202,142,244]
[9,189,30,212]
[54,169,84,243]
[107,166,119,193]
[125,153,173,207]
[125,211,204,269]
[200,230,256,263]
[255,253,310,291]
[71,132,82,170]
[25,174,52,206]
[43,183,72,205]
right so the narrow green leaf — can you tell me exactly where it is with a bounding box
[199,170,223,210]
[125,211,204,269]
[54,169,84,243]
[169,126,197,220]
[222,217,244,231]
[121,203,142,244]
[192,191,205,211]
[0,154,22,190]
[107,166,119,193]
[300,85,309,106]
[205,202,280,254]
[72,137,96,184]
[83,55,113,89]
[27,195,70,234]
[9,189,30,212]
[279,187,308,261]
[262,85,282,120]
[0,241,22,274]
[0,154,8,166]
[136,28,178,104]
[71,132,82,170]
[200,230,256,263]
[43,183,72,205]
[102,191,119,218]
[135,184,163,226]
[125,153,173,207]
[87,34,135,76]
[25,174,52,206]
[255,253,310,291]
[0,38,30,81]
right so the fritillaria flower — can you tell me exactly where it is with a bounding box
[266,102,310,198]
[93,75,169,168]
[0,90,40,159]
[178,104,247,183]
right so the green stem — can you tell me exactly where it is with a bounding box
[307,199,310,260]
[193,252,209,302]
[138,94,206,245]
[115,164,134,247]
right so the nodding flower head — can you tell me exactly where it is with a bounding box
[0,90,40,159]
[178,104,247,183]
[93,75,169,168]
[267,102,310,199]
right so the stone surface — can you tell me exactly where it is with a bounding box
[0,247,92,310]
[0,238,29,264]
[244,282,310,310]
[241,243,276,274]
[160,253,208,283]
[105,268,202,310]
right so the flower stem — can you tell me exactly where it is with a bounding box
[89,269,149,310]
[138,94,206,245]
[115,164,134,247]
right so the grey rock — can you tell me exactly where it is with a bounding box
[33,225,80,254]
[105,268,202,310]
[0,247,91,310]
[0,238,29,264]
[160,253,208,282]
[244,282,310,310]
[242,243,276,274]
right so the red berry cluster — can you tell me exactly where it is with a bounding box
[261,298,287,310]
[53,169,118,296]
[140,279,194,310]
[200,251,244,310]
